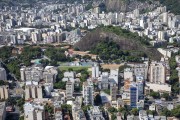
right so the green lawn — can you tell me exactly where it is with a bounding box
[58,66,90,71]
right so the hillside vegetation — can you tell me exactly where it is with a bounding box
[74,26,162,61]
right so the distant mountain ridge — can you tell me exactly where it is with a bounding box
[104,0,180,15]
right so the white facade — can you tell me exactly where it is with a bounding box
[0,68,6,80]
[64,71,75,78]
[83,80,94,105]
[20,65,57,82]
[92,63,99,78]
[109,69,119,84]
[146,82,171,92]
[24,102,45,120]
[124,68,134,81]
[66,81,74,100]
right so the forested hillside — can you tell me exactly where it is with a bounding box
[74,26,162,61]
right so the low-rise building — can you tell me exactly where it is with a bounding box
[88,106,105,120]
[146,82,171,93]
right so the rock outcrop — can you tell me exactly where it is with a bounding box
[105,0,127,12]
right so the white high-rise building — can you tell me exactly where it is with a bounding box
[66,81,74,100]
[83,80,94,105]
[140,19,144,28]
[163,12,168,24]
[158,31,167,40]
[0,67,7,80]
[109,69,119,84]
[134,9,139,18]
[92,63,99,78]
[31,32,38,43]
[37,85,43,99]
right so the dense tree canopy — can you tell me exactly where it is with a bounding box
[0,46,12,61]
[44,47,73,63]
[91,40,144,62]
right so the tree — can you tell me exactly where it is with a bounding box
[54,81,66,89]
[150,91,160,99]
[80,69,89,83]
[111,114,117,120]
[82,55,91,60]
[0,81,8,86]
[171,105,180,118]
[161,108,171,117]
[19,116,24,120]
[0,46,12,61]
[82,105,91,112]
[45,104,54,114]
[147,110,156,116]
[50,60,57,66]
[108,107,117,114]
[61,104,72,114]
[103,89,110,95]
[23,59,31,66]
[131,108,138,115]
[16,98,25,112]
[56,70,64,82]
[161,93,170,100]
[68,68,73,72]
[118,107,126,112]
[40,59,49,67]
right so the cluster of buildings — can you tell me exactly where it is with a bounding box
[0,2,88,45]
[20,65,58,99]
[54,58,179,120]
[0,0,180,120]
[0,0,178,46]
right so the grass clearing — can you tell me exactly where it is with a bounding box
[59,66,90,71]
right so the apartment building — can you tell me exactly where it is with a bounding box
[25,85,43,100]
[82,80,94,105]
[149,62,166,84]
[0,86,9,100]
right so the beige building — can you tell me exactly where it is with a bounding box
[149,62,166,84]
[25,85,43,100]
[0,86,9,100]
